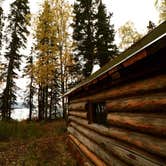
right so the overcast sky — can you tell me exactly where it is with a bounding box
[2,0,159,34]
[30,0,159,31]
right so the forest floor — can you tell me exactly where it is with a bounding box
[0,119,77,166]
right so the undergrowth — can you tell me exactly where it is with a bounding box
[0,119,77,166]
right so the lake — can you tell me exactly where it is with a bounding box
[11,108,29,121]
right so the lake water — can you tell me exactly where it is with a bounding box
[11,108,29,121]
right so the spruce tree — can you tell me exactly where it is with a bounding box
[1,0,30,120]
[95,0,118,67]
[72,0,96,77]
[0,4,4,90]
[0,5,3,51]
[24,53,35,120]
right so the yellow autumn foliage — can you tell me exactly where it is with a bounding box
[33,0,74,91]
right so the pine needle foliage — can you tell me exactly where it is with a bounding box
[1,0,30,120]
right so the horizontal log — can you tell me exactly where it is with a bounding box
[68,126,127,166]
[71,74,166,103]
[69,102,87,111]
[69,111,87,119]
[69,116,166,158]
[107,113,166,136]
[70,122,164,166]
[67,136,93,166]
[69,134,106,166]
[106,94,166,112]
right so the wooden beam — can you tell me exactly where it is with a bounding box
[107,113,166,136]
[68,126,127,166]
[122,50,147,67]
[70,122,164,166]
[69,111,87,119]
[106,94,166,112]
[69,102,87,111]
[69,116,166,158]
[69,134,107,166]
[67,136,93,166]
[71,74,166,103]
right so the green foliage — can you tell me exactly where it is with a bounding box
[72,0,96,77]
[0,5,3,50]
[0,121,43,140]
[1,0,30,120]
[72,0,117,77]
[95,1,118,67]
[0,5,4,86]
[24,52,36,120]
[0,120,67,140]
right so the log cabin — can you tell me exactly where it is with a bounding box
[65,21,166,166]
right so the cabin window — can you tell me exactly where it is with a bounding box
[87,102,107,125]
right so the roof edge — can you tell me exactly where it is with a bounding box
[65,21,166,97]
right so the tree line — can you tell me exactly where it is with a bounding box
[0,0,165,121]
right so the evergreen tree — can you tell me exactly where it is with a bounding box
[147,20,156,32]
[24,52,35,120]
[72,0,96,77]
[0,4,3,51]
[95,0,118,67]
[0,4,4,87]
[1,0,30,120]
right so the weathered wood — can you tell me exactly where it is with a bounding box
[111,71,121,80]
[66,24,166,166]
[68,126,127,166]
[71,74,166,103]
[69,111,87,119]
[70,121,164,166]
[69,102,87,111]
[69,134,106,166]
[122,50,147,67]
[67,136,94,166]
[69,116,166,158]
[106,94,166,112]
[107,113,166,136]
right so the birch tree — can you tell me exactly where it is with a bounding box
[155,0,166,22]
[33,0,58,120]
[118,21,143,50]
[50,0,73,119]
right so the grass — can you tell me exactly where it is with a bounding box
[0,119,77,166]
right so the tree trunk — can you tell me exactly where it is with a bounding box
[2,58,14,120]
[49,87,53,120]
[29,76,33,120]
[60,44,66,119]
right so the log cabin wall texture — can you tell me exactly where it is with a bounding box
[67,23,166,166]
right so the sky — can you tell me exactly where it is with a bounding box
[1,0,159,120]
[29,0,159,33]
[2,0,159,43]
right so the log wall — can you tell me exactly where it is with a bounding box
[67,33,166,165]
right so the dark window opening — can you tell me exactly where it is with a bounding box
[87,102,107,125]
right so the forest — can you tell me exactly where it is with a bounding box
[0,0,165,121]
